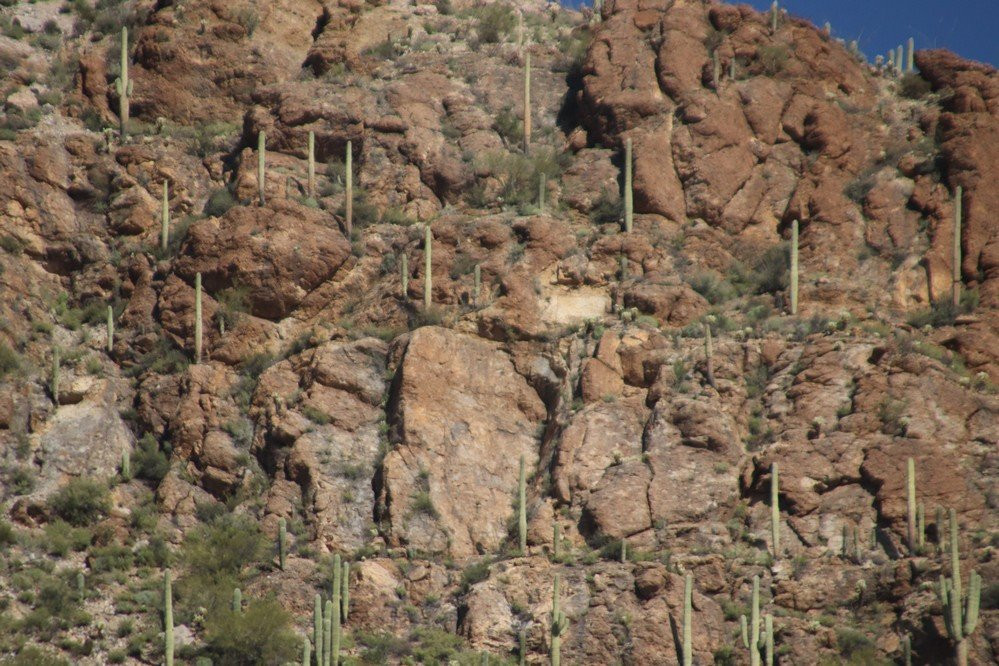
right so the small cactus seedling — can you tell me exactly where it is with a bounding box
[278,518,287,570]
[194,272,203,364]
[623,137,633,232]
[161,181,170,252]
[257,131,266,205]
[682,571,693,666]
[115,27,133,137]
[164,570,174,666]
[953,185,963,307]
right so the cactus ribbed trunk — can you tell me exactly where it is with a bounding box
[332,554,342,666]
[623,137,633,232]
[907,37,915,72]
[538,173,546,212]
[345,140,353,238]
[523,53,531,154]
[401,254,409,298]
[518,455,527,553]
[121,449,130,480]
[341,560,350,623]
[917,502,925,548]
[161,181,170,252]
[906,458,917,551]
[303,637,311,666]
[314,594,324,666]
[194,272,203,364]
[518,629,527,666]
[712,50,720,89]
[258,131,266,206]
[473,264,481,306]
[682,572,693,666]
[896,45,904,75]
[323,599,332,666]
[232,587,241,613]
[750,576,760,666]
[424,225,433,309]
[278,517,287,570]
[764,615,774,666]
[51,348,59,402]
[771,463,780,557]
[552,523,560,560]
[308,131,316,199]
[790,219,799,314]
[116,27,130,137]
[770,1,778,33]
[953,186,963,306]
[164,571,174,666]
[550,574,564,666]
[106,305,114,353]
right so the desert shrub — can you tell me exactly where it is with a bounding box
[89,544,134,572]
[475,149,565,208]
[589,192,621,225]
[459,559,492,593]
[133,433,170,483]
[201,598,298,665]
[757,44,787,75]
[0,646,71,665]
[474,3,516,45]
[493,106,522,146]
[900,73,932,99]
[356,630,410,663]
[42,520,91,556]
[688,270,737,304]
[204,187,239,217]
[0,519,14,546]
[179,513,267,616]
[906,290,977,328]
[48,479,110,526]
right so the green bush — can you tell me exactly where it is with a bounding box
[201,597,298,665]
[89,544,135,572]
[0,519,15,546]
[907,290,977,328]
[0,341,21,378]
[900,73,932,99]
[204,187,239,217]
[133,433,170,484]
[48,478,110,526]
[0,646,71,665]
[179,513,267,616]
[474,3,516,44]
[757,45,788,75]
[42,520,92,556]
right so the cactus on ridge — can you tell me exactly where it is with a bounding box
[106,305,114,353]
[741,575,761,666]
[550,574,568,666]
[313,593,324,666]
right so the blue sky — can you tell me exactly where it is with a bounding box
[562,1,997,67]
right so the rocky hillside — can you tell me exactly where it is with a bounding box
[0,0,996,664]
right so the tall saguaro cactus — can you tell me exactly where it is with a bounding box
[194,272,203,364]
[115,27,132,138]
[953,185,963,307]
[341,560,350,622]
[424,225,433,309]
[345,140,353,238]
[938,509,981,666]
[313,593,324,666]
[790,219,799,314]
[51,347,60,402]
[232,587,242,613]
[907,37,915,72]
[764,614,774,666]
[770,1,778,33]
[331,554,342,666]
[896,45,904,75]
[682,571,693,666]
[518,455,527,554]
[308,131,316,199]
[906,458,917,551]
[323,598,332,666]
[161,181,170,252]
[164,570,174,666]
[278,518,287,570]
[623,137,633,232]
[741,575,762,666]
[401,254,409,298]
[302,637,311,666]
[106,305,114,353]
[257,131,266,206]
[550,574,568,666]
[771,463,780,557]
[523,53,532,154]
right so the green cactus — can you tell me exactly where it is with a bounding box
[424,225,433,309]
[538,172,546,212]
[313,593,324,666]
[518,455,527,554]
[323,598,333,666]
[623,137,633,233]
[231,587,241,613]
[901,634,911,666]
[936,505,946,555]
[764,614,774,666]
[907,37,915,72]
[107,305,114,353]
[50,347,60,403]
[161,181,170,252]
[308,131,316,199]
[906,457,917,551]
[790,219,799,315]
[257,131,266,205]
[114,27,132,138]
[550,574,568,666]
[401,254,409,298]
[164,570,174,666]
[682,571,692,666]
[770,1,778,33]
[76,572,85,597]
[896,45,904,75]
[953,185,963,307]
[473,264,481,307]
[519,628,527,665]
[917,502,925,548]
[741,576,761,666]
[303,636,312,666]
[345,140,353,238]
[194,272,203,364]
[121,449,131,481]
[523,53,531,154]
[771,462,780,557]
[332,554,342,666]
[278,518,287,570]
[341,560,350,623]
[888,49,896,71]
[729,55,736,81]
[938,509,981,666]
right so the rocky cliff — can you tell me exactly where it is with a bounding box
[0,0,996,664]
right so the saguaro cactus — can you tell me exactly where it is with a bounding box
[770,1,778,33]
[51,348,60,402]
[550,574,568,666]
[682,571,693,666]
[790,219,799,315]
[623,137,633,232]
[121,449,131,480]
[901,634,912,666]
[473,264,481,306]
[194,272,203,364]
[106,305,114,353]
[523,53,532,154]
[164,570,174,666]
[257,131,266,205]
[552,523,561,560]
[341,560,350,622]
[771,462,780,557]
[906,458,917,551]
[308,131,316,199]
[518,455,527,553]
[323,599,332,666]
[278,518,287,570]
[345,140,353,238]
[76,572,85,597]
[712,50,721,89]
[313,593,324,666]
[518,629,527,666]
[896,45,904,75]
[917,502,925,548]
[401,254,409,298]
[424,225,433,309]
[332,554,342,666]
[302,637,311,666]
[764,614,774,666]
[161,181,170,252]
[741,576,761,666]
[938,509,981,666]
[953,185,963,307]
[232,587,242,613]
[907,37,915,72]
[115,27,132,137]
[703,322,717,389]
